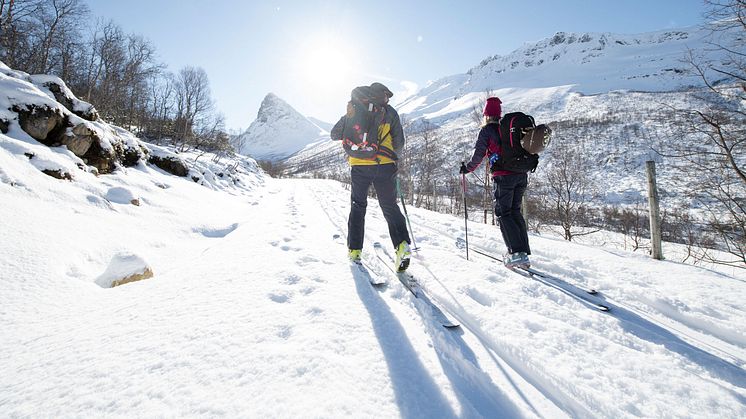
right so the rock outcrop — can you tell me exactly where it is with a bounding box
[0,61,161,176]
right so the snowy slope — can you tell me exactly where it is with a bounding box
[234,93,329,161]
[397,26,723,121]
[1,139,745,417]
[307,116,333,132]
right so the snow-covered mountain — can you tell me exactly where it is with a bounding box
[234,93,329,161]
[307,116,334,132]
[396,26,721,122]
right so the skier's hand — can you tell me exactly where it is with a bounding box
[459,162,468,174]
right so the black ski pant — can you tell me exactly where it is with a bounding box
[347,163,410,250]
[493,173,531,255]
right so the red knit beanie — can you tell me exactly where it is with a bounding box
[483,97,502,117]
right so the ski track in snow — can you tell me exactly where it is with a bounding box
[2,176,745,418]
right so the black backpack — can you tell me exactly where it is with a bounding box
[490,112,540,173]
[341,86,387,160]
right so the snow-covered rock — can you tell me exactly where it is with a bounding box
[95,252,153,288]
[234,93,329,161]
[0,60,148,175]
[30,74,99,122]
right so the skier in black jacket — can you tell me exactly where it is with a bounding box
[460,97,531,268]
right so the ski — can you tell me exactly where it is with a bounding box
[456,238,609,311]
[373,242,460,328]
[333,233,386,286]
[457,238,600,295]
[520,266,598,296]
[510,267,610,312]
[352,259,386,286]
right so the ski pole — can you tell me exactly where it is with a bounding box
[461,163,469,261]
[396,177,419,252]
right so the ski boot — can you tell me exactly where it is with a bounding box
[348,249,362,264]
[504,252,530,269]
[395,241,411,272]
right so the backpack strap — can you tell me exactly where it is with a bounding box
[487,123,501,155]
[374,117,398,161]
[509,115,518,148]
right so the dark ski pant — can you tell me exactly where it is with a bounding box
[493,173,531,254]
[347,163,410,250]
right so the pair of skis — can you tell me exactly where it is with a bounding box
[349,239,459,329]
[509,266,610,312]
[456,238,610,312]
[372,242,460,328]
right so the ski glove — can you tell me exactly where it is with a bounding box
[459,162,469,174]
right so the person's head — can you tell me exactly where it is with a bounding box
[370,82,393,105]
[482,97,502,125]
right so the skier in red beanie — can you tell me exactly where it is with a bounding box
[482,97,502,118]
[460,96,532,268]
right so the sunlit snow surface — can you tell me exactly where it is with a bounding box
[1,135,744,416]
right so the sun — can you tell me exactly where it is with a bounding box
[300,39,352,87]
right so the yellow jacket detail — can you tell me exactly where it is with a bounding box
[347,122,395,165]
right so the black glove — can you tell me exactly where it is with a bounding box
[459,162,468,174]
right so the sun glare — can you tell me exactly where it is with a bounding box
[301,40,351,87]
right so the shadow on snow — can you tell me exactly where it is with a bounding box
[350,264,524,418]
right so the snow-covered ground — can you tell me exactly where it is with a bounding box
[1,141,745,417]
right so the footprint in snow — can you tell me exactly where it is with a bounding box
[300,286,316,296]
[306,307,324,316]
[297,256,319,266]
[465,286,494,307]
[282,275,301,285]
[194,223,239,238]
[523,320,547,333]
[268,292,292,303]
[276,325,293,339]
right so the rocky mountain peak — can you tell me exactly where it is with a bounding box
[235,93,328,161]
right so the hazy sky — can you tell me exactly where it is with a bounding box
[86,0,707,131]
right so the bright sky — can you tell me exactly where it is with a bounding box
[86,0,706,131]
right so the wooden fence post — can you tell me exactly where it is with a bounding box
[646,160,664,260]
